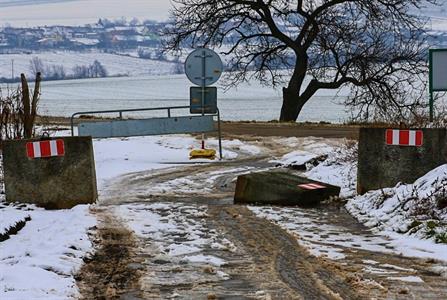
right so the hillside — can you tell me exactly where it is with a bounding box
[0,52,176,79]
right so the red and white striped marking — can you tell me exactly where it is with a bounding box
[385,129,423,147]
[298,183,326,190]
[26,140,65,159]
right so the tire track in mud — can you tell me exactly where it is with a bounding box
[76,208,145,300]
[209,205,363,300]
[89,147,372,299]
[78,136,447,299]
[99,155,274,206]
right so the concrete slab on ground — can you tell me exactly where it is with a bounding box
[234,171,340,206]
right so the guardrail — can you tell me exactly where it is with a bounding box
[70,105,223,159]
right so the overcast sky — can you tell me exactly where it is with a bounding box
[0,0,173,27]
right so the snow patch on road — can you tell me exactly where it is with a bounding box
[249,205,447,262]
[386,276,424,283]
[115,203,231,265]
[92,135,258,189]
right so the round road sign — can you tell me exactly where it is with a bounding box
[185,48,223,87]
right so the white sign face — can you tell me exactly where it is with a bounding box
[431,50,447,92]
[185,48,223,87]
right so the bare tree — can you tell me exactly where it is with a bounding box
[72,65,89,78]
[45,65,66,80]
[29,57,45,78]
[0,86,24,141]
[90,60,108,78]
[164,0,438,122]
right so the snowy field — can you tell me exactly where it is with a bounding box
[0,52,176,79]
[2,74,349,122]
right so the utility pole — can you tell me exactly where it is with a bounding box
[11,59,14,80]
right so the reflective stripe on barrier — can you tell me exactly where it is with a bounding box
[385,129,423,147]
[298,183,326,190]
[26,140,65,158]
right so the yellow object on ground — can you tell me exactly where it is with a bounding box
[189,149,217,160]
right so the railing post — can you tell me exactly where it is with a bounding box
[70,113,76,136]
[217,109,223,160]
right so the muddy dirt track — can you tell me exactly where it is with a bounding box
[76,137,447,300]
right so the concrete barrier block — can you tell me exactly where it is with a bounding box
[357,128,447,194]
[3,136,97,209]
[234,171,340,206]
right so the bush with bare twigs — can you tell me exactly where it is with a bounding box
[0,73,41,142]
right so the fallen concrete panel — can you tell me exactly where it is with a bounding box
[234,171,340,206]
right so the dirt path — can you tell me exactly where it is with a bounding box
[76,137,447,299]
[219,122,359,139]
[76,207,145,300]
[208,205,364,299]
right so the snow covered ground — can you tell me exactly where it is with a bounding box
[1,130,446,298]
[30,74,348,123]
[0,133,258,299]
[272,137,357,197]
[347,165,447,244]
[249,205,447,262]
[0,52,176,79]
[272,140,447,261]
[92,134,258,189]
[0,203,95,299]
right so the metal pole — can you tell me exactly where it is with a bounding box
[428,49,434,123]
[70,115,75,136]
[429,91,434,123]
[201,50,206,149]
[217,109,223,160]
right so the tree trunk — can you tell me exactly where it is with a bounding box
[30,72,41,135]
[21,73,40,139]
[21,74,31,139]
[279,87,308,122]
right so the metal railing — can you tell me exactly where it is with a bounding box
[70,105,223,159]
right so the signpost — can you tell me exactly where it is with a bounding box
[185,48,223,150]
[190,87,217,114]
[429,49,447,122]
